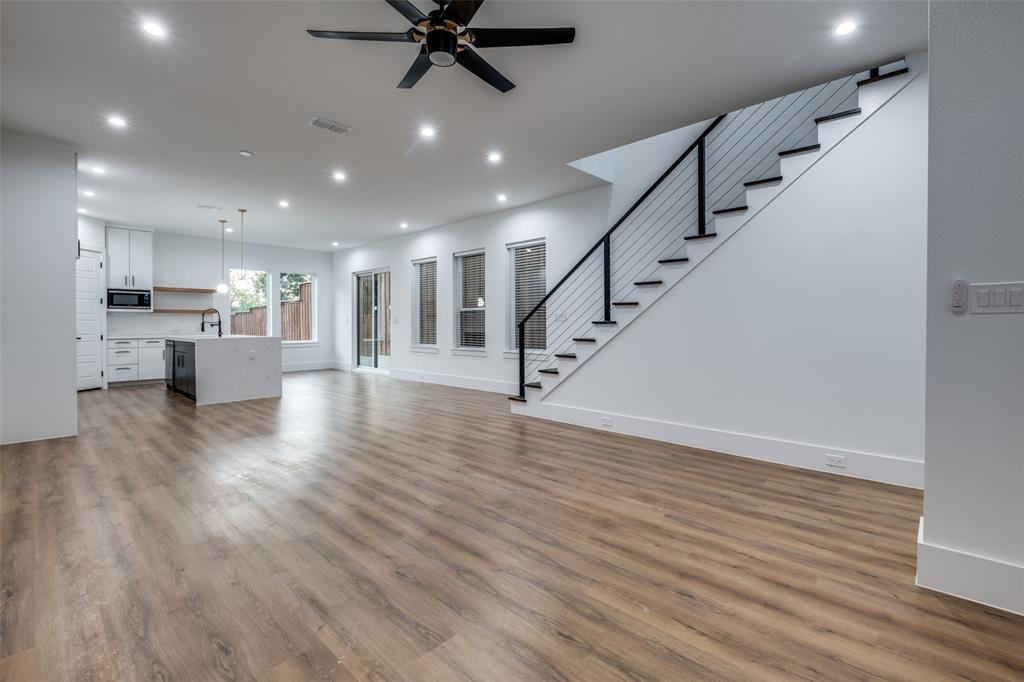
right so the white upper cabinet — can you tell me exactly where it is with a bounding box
[107,227,131,288]
[107,226,153,290]
[129,229,153,290]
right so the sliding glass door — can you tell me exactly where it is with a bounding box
[356,270,390,369]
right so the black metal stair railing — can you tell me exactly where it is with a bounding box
[512,61,886,399]
[515,115,726,398]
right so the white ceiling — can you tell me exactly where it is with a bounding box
[1,1,926,252]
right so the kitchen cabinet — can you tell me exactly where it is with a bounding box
[106,226,153,290]
[107,337,166,383]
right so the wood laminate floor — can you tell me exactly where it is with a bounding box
[2,370,1022,681]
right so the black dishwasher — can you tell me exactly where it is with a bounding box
[168,340,196,400]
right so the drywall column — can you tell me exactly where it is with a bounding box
[917,1,1024,614]
[0,129,79,444]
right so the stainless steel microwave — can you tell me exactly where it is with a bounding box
[107,289,152,310]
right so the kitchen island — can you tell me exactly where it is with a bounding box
[165,335,281,405]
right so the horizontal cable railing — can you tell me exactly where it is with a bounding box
[516,63,885,398]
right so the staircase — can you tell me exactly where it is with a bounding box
[511,57,917,405]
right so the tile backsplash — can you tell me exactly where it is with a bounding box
[107,311,215,336]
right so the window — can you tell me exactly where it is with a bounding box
[280,273,316,343]
[507,241,547,350]
[412,259,437,345]
[453,251,485,348]
[229,269,269,336]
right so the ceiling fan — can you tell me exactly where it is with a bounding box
[307,0,575,93]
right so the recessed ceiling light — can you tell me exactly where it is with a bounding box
[332,241,340,247]
[225,227,234,233]
[239,150,254,158]
[278,199,290,208]
[400,222,408,229]
[835,21,857,36]
[107,115,127,129]
[142,21,166,38]
[487,151,502,163]
[92,166,106,175]
[332,170,347,182]
[83,190,96,197]
[77,208,88,214]
[497,193,507,203]
[419,125,436,139]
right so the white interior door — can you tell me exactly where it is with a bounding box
[76,249,103,390]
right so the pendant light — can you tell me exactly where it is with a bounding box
[215,219,229,294]
[237,208,248,281]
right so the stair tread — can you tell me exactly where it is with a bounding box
[744,175,783,188]
[554,353,577,359]
[508,395,527,402]
[525,381,542,389]
[634,280,663,286]
[573,337,596,342]
[712,205,747,215]
[815,107,861,124]
[778,144,820,157]
[658,257,690,264]
[538,368,559,375]
[684,232,718,241]
[613,301,639,306]
[592,320,617,325]
[856,67,909,87]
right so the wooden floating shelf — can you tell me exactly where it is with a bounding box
[153,308,209,314]
[153,286,217,294]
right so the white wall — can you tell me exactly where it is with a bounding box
[333,187,613,392]
[1,129,79,444]
[78,215,105,252]
[917,1,1024,615]
[532,61,929,487]
[108,231,334,373]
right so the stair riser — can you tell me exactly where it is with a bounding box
[815,114,861,148]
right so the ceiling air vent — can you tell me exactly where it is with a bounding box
[309,116,352,135]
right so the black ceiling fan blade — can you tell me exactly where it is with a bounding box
[456,47,514,92]
[386,0,427,24]
[469,27,575,48]
[307,29,416,43]
[398,45,433,88]
[441,1,485,25]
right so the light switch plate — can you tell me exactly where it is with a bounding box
[969,282,1024,314]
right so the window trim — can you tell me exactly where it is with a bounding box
[411,257,438,348]
[505,237,547,352]
[279,271,318,345]
[452,248,486,350]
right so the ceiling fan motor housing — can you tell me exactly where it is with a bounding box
[426,28,458,67]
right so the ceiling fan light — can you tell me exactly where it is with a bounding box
[426,29,457,67]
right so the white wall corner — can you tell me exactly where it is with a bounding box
[916,517,1024,616]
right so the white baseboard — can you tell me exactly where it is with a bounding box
[513,401,923,488]
[916,517,1024,615]
[390,367,516,394]
[282,360,336,373]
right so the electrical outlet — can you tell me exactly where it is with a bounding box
[600,416,613,428]
[825,454,846,468]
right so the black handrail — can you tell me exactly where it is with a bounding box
[515,114,727,398]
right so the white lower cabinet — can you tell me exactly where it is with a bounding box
[107,338,165,382]
[139,347,165,380]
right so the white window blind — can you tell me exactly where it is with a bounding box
[507,242,546,350]
[454,251,485,348]
[412,260,437,345]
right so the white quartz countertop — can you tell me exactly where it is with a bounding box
[166,334,280,343]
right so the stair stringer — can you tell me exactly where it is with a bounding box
[512,53,924,411]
